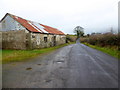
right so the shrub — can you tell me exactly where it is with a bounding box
[66,35,77,42]
[81,33,119,50]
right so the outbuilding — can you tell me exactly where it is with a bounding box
[0,13,66,49]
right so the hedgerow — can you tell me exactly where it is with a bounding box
[80,33,119,50]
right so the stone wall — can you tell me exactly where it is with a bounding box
[30,33,66,49]
[0,32,2,49]
[55,35,66,45]
[1,30,66,50]
[2,30,27,49]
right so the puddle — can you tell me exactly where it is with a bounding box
[37,64,41,65]
[56,61,64,63]
[26,67,32,70]
[45,80,52,83]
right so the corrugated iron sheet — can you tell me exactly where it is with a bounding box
[9,14,64,35]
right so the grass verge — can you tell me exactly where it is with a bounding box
[83,43,120,59]
[0,50,2,64]
[2,42,75,64]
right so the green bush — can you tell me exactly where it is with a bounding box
[80,33,119,50]
[66,35,77,42]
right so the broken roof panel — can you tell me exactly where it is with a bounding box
[31,21,48,33]
[40,24,64,35]
[7,13,65,35]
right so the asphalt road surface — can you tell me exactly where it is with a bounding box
[3,41,118,88]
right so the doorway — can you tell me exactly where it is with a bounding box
[53,36,56,46]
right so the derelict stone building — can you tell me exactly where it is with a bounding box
[0,13,66,49]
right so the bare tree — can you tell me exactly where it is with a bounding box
[74,26,84,38]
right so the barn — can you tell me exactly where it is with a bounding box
[0,13,66,49]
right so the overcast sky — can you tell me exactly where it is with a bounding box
[0,0,119,34]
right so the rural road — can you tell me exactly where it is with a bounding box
[3,40,118,88]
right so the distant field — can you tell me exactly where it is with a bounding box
[2,42,75,64]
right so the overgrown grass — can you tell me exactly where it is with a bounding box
[2,42,75,64]
[83,43,119,59]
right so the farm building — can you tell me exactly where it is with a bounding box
[0,13,66,49]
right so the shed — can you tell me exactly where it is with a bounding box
[0,13,66,49]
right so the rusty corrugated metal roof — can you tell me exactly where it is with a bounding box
[8,13,65,35]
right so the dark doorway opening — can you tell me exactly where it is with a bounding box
[44,37,47,43]
[53,36,56,46]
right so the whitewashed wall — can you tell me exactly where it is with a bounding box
[0,15,26,31]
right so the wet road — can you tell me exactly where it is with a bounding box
[3,41,118,88]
